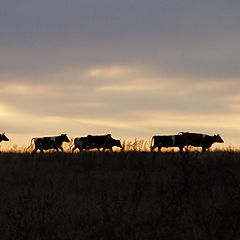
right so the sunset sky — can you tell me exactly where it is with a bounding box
[1,0,240,149]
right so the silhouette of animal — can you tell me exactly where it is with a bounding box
[179,132,224,151]
[72,134,122,152]
[151,132,224,152]
[31,134,70,153]
[150,134,185,152]
[0,133,9,143]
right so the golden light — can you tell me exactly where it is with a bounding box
[0,104,12,117]
[88,65,132,78]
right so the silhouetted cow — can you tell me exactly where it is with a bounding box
[179,132,224,151]
[0,133,9,143]
[72,134,122,152]
[151,132,224,152]
[150,134,185,152]
[31,134,70,153]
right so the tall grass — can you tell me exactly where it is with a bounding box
[0,151,240,239]
[0,138,233,153]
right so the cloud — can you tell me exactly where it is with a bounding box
[0,0,240,147]
[87,65,133,78]
[0,66,238,124]
[1,0,240,80]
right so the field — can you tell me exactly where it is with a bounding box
[1,150,240,240]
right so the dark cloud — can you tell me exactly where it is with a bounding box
[1,0,240,79]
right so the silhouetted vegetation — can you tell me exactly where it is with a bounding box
[1,151,240,239]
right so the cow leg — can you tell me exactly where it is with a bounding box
[59,146,64,152]
[32,143,41,153]
[72,146,77,152]
[74,147,81,152]
[202,146,206,152]
[32,147,38,154]
[184,146,190,152]
[179,146,184,152]
[102,144,106,152]
[150,145,156,152]
[35,145,44,153]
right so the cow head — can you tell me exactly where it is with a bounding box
[61,134,70,142]
[0,133,9,142]
[214,134,224,143]
[113,139,122,148]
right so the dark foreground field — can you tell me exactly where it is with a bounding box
[1,151,240,240]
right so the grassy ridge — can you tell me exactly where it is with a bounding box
[1,151,240,239]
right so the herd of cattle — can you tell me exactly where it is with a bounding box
[0,131,224,153]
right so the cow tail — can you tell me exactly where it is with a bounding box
[26,138,35,151]
[31,137,35,146]
[150,136,154,150]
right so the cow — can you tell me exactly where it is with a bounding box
[150,134,185,152]
[179,132,224,151]
[72,134,122,152]
[31,134,70,153]
[0,133,9,143]
[151,132,224,152]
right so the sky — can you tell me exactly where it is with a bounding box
[0,0,240,149]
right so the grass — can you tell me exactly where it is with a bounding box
[1,150,240,239]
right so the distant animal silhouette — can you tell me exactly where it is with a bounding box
[0,133,9,143]
[150,134,185,152]
[72,134,122,152]
[31,134,70,153]
[151,132,224,152]
[179,132,224,151]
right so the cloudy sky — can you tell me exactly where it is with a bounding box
[0,0,240,149]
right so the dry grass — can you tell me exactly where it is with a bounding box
[1,151,240,239]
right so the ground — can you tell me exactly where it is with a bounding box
[1,151,240,240]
